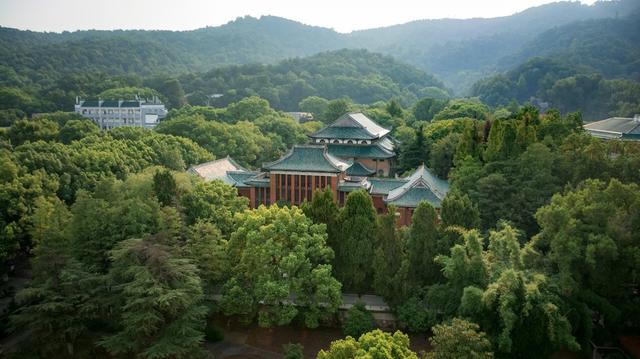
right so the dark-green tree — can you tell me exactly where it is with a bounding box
[336,190,378,293]
[99,236,208,359]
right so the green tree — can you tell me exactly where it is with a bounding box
[323,99,351,123]
[159,78,187,108]
[426,318,494,359]
[220,205,341,328]
[153,169,178,206]
[299,96,330,120]
[58,119,99,144]
[8,118,59,146]
[413,98,447,122]
[317,330,418,359]
[180,179,248,236]
[99,236,207,359]
[440,193,480,229]
[430,132,460,179]
[11,197,102,358]
[399,126,429,173]
[302,188,340,253]
[386,99,403,117]
[372,205,404,306]
[528,179,640,346]
[342,302,375,338]
[336,190,378,293]
[406,201,442,287]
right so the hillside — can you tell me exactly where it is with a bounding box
[0,49,448,115]
[178,49,447,110]
[468,10,640,120]
[2,0,639,94]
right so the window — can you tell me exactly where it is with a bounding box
[360,140,368,144]
[332,140,340,144]
[319,139,326,144]
[347,140,354,144]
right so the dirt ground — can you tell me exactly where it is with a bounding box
[210,316,432,358]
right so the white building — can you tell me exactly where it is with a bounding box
[74,97,167,129]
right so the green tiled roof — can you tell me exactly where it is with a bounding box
[338,178,371,192]
[81,100,100,107]
[101,100,119,107]
[120,101,141,107]
[386,187,442,208]
[310,127,379,140]
[327,144,395,159]
[225,171,260,188]
[346,162,376,176]
[385,165,449,208]
[309,112,391,140]
[368,178,407,195]
[263,145,349,173]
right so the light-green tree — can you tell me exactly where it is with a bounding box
[220,205,341,328]
[317,330,418,359]
[180,179,248,235]
[426,318,494,359]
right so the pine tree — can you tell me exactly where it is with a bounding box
[372,205,404,306]
[302,188,339,252]
[406,201,442,288]
[99,236,208,359]
[399,126,429,173]
[153,169,178,206]
[337,190,378,293]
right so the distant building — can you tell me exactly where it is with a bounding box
[286,112,314,123]
[584,115,640,140]
[74,97,167,129]
[187,112,449,226]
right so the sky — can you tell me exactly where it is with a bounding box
[0,0,598,33]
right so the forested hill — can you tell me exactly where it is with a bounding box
[469,11,640,120]
[2,0,638,94]
[177,49,448,110]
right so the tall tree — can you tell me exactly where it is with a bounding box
[406,201,442,287]
[336,190,378,293]
[440,192,480,229]
[399,126,430,173]
[220,205,341,328]
[302,188,340,252]
[99,236,208,359]
[372,205,404,306]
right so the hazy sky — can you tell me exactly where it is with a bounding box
[0,0,597,33]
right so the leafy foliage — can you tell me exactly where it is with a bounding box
[317,329,418,359]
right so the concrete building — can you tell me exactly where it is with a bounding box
[584,115,640,140]
[74,97,167,129]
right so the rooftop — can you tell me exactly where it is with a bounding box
[309,112,391,140]
[263,145,350,173]
[327,143,395,159]
[385,165,449,208]
[187,156,247,181]
[346,162,376,177]
[584,116,640,140]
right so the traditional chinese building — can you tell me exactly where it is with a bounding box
[187,113,449,225]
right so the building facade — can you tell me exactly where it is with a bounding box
[188,113,448,226]
[74,97,167,129]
